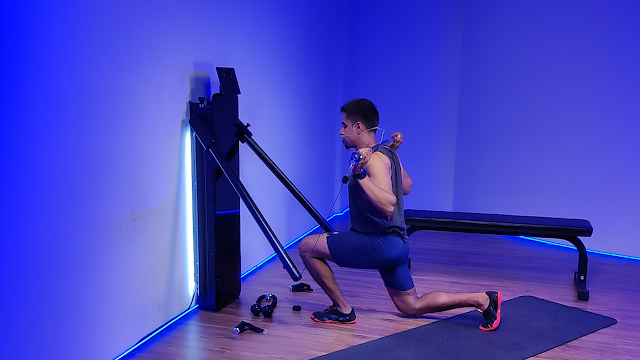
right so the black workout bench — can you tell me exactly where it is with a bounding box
[404,209,593,301]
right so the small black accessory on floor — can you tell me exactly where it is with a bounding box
[250,293,278,318]
[233,320,267,335]
[311,296,617,360]
[292,305,302,311]
[289,283,314,292]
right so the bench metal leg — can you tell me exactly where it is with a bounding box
[564,236,589,301]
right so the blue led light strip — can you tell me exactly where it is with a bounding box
[216,209,240,215]
[116,208,349,358]
[241,208,350,278]
[518,236,640,261]
[114,305,198,360]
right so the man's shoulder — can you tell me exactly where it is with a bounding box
[373,148,396,163]
[370,151,391,166]
[365,151,391,177]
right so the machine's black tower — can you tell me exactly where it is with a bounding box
[189,67,335,312]
[190,68,241,311]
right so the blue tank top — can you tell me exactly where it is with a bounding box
[348,146,407,241]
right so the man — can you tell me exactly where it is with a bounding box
[298,98,501,331]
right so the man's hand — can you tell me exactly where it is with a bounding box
[353,148,372,174]
[390,132,403,150]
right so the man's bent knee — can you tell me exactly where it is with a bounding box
[298,235,319,259]
[298,237,312,259]
[298,234,329,260]
[389,287,421,316]
[395,302,421,316]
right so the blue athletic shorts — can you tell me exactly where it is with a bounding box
[326,230,414,291]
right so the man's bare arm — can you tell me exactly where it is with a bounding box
[397,153,412,195]
[389,132,412,196]
[358,152,396,217]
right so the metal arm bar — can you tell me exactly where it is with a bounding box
[190,114,302,281]
[234,120,335,233]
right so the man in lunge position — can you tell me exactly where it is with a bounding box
[298,98,501,331]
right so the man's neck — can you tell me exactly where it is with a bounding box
[355,135,377,150]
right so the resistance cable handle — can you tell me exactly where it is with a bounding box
[342,135,397,184]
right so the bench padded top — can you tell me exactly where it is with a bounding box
[404,209,593,238]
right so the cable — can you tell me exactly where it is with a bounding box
[298,135,395,278]
[363,126,386,143]
[298,181,346,278]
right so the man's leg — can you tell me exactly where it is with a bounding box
[388,287,502,331]
[298,233,352,314]
[386,287,489,316]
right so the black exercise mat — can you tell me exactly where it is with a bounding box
[313,296,616,360]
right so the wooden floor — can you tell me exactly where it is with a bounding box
[127,216,640,360]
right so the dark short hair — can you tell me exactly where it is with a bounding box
[340,98,379,130]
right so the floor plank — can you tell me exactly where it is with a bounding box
[126,216,640,360]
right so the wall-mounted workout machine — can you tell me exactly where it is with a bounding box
[189,67,335,312]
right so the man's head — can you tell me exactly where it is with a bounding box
[340,98,379,149]
[341,98,379,130]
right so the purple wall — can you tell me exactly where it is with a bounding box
[223,2,348,272]
[344,0,465,211]
[1,1,639,359]
[0,1,345,359]
[1,2,199,358]
[453,1,640,257]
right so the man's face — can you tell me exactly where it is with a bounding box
[340,113,361,149]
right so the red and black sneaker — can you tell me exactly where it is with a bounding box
[311,305,356,324]
[479,291,502,331]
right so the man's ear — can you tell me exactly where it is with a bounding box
[355,122,363,134]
